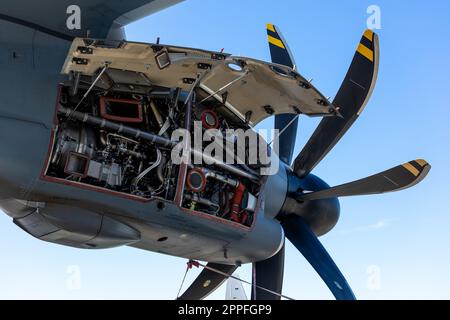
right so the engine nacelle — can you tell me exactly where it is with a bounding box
[0,199,140,249]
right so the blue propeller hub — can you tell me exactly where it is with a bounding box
[278,169,340,237]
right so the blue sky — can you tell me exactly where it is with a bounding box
[1,0,449,299]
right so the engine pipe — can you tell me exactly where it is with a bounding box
[204,169,239,188]
[185,194,220,212]
[230,182,246,223]
[58,106,259,182]
[150,100,166,131]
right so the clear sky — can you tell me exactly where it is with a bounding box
[1,0,449,300]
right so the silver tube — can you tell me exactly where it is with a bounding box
[185,194,220,212]
[204,169,239,188]
[157,155,167,183]
[69,65,109,118]
[70,71,81,96]
[199,70,249,103]
[149,100,166,131]
[133,149,162,187]
[192,149,258,182]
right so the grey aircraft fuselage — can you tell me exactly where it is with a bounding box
[0,0,337,265]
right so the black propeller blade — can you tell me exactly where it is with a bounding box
[293,30,379,177]
[251,242,285,300]
[275,115,299,164]
[297,159,431,201]
[267,23,299,164]
[266,23,296,68]
[282,215,355,300]
[177,263,238,300]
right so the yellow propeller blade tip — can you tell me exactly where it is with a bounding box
[267,23,276,33]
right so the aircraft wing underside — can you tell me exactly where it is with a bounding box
[0,0,184,40]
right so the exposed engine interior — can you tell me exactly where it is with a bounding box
[45,72,266,227]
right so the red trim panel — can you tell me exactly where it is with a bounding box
[99,97,143,123]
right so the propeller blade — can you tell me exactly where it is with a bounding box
[293,29,379,177]
[297,159,431,202]
[275,115,299,164]
[177,263,238,300]
[251,242,285,300]
[282,215,355,300]
[226,274,248,300]
[266,23,296,69]
[267,23,299,164]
